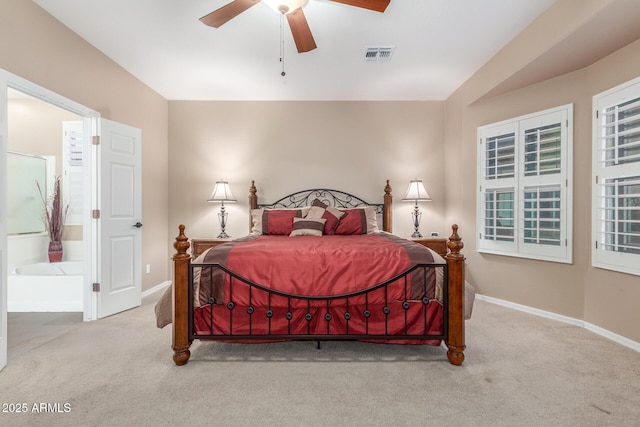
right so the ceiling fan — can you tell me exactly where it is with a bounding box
[199,0,391,53]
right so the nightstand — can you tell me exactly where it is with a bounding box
[191,238,231,258]
[410,237,448,258]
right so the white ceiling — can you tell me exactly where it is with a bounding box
[32,0,556,101]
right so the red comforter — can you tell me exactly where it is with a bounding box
[192,233,444,342]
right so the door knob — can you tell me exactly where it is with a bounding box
[133,222,143,228]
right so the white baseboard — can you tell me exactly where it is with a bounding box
[475,294,584,327]
[142,281,171,299]
[583,322,640,353]
[476,294,640,353]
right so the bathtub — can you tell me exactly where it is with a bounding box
[8,261,84,312]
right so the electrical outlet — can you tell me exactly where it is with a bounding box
[146,264,151,274]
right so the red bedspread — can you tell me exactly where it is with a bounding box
[192,233,444,343]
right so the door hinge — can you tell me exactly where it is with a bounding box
[92,209,100,219]
[92,135,100,145]
[92,283,101,292]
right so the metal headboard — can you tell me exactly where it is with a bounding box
[258,188,384,215]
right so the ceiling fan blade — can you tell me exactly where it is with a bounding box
[286,8,317,53]
[328,0,390,13]
[199,0,260,28]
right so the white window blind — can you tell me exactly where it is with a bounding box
[600,177,640,254]
[601,98,640,167]
[485,132,515,180]
[523,185,561,246]
[524,123,562,176]
[478,104,573,263]
[593,76,640,276]
[484,188,515,242]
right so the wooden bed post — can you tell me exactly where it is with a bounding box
[249,180,257,230]
[383,180,392,233]
[249,181,258,207]
[172,225,191,365]
[445,224,466,366]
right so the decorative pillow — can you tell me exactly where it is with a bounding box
[305,205,326,219]
[311,198,327,208]
[334,206,380,235]
[289,217,327,237]
[250,207,310,235]
[308,199,345,235]
[249,209,263,235]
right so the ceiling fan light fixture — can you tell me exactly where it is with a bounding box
[262,0,308,14]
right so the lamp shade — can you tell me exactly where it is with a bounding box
[207,180,236,202]
[402,179,431,202]
[262,0,308,14]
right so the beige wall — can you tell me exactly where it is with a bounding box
[168,101,447,241]
[4,0,638,345]
[7,96,78,176]
[446,2,640,343]
[8,95,82,241]
[582,40,640,342]
[0,0,169,290]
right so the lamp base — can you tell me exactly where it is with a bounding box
[410,202,423,239]
[217,231,230,239]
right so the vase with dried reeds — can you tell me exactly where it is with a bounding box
[37,176,68,262]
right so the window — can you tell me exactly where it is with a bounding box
[593,76,640,276]
[483,188,515,242]
[477,105,573,263]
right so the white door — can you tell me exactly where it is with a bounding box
[97,119,142,318]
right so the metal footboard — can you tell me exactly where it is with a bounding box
[189,262,448,343]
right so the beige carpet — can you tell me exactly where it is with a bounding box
[8,311,83,359]
[1,292,639,427]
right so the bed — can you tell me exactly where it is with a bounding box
[165,180,466,366]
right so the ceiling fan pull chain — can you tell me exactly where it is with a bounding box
[280,11,286,76]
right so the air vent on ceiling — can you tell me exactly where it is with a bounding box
[364,46,395,62]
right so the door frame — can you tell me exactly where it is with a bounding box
[0,69,100,328]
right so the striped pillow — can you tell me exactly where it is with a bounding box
[309,199,345,234]
[289,217,327,237]
[334,206,379,235]
[250,207,310,235]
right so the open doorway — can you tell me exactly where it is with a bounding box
[6,88,85,357]
[1,69,143,370]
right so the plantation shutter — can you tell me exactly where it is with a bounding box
[478,122,518,254]
[519,110,569,260]
[478,105,573,263]
[593,80,640,275]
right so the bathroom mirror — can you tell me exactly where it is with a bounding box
[7,151,47,235]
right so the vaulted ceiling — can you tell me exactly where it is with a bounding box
[32,0,558,100]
